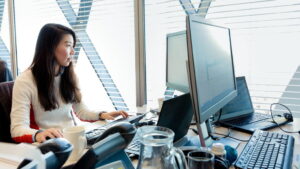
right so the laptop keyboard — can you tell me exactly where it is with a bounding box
[228,113,271,126]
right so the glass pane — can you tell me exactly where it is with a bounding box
[206,0,300,114]
[145,0,188,108]
[145,0,300,115]
[0,0,12,78]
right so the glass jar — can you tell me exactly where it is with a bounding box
[136,126,187,169]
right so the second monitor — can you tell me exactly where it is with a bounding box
[166,31,189,93]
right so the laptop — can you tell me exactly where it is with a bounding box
[217,76,291,133]
[125,92,194,156]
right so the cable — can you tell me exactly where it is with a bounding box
[270,103,300,134]
[209,126,231,140]
[190,107,250,142]
[211,109,223,127]
[216,109,223,122]
[189,128,199,135]
[211,108,249,142]
[210,128,250,142]
[190,126,250,142]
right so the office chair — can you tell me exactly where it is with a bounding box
[0,60,13,83]
[0,81,15,143]
[0,80,38,143]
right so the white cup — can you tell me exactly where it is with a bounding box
[63,126,87,162]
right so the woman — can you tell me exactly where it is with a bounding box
[10,23,128,143]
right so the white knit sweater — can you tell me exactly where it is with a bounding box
[10,70,100,143]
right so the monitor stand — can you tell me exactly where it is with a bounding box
[202,120,240,149]
[182,118,240,149]
[186,119,240,149]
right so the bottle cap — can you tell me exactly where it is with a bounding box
[211,143,226,156]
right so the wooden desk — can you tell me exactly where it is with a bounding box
[219,118,300,151]
[67,117,300,168]
[213,118,300,168]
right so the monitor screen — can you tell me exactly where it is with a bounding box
[166,31,189,93]
[186,15,237,124]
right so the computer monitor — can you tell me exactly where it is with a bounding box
[186,15,237,134]
[166,31,189,93]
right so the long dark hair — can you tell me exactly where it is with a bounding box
[30,23,81,111]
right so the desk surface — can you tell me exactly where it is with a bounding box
[67,116,300,168]
[216,118,300,151]
[130,117,300,168]
[213,118,300,168]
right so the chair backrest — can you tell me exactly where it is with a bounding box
[0,81,15,143]
[0,60,13,83]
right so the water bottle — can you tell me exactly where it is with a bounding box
[211,143,226,159]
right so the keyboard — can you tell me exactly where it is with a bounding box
[125,136,141,155]
[228,113,271,126]
[85,114,146,145]
[235,130,294,169]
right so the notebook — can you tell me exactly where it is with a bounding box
[217,76,291,133]
[125,92,194,156]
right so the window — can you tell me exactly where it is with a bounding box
[14,0,136,111]
[0,0,11,71]
[7,0,300,115]
[145,0,188,108]
[145,0,300,116]
[205,0,300,116]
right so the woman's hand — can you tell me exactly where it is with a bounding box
[35,128,63,143]
[100,110,129,120]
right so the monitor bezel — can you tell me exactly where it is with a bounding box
[186,15,238,124]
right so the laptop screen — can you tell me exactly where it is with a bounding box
[157,93,194,142]
[219,76,254,120]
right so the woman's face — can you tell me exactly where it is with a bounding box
[54,34,74,67]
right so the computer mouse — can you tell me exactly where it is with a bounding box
[225,145,238,165]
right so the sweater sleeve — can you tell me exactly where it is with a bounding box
[10,76,38,143]
[72,101,101,121]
